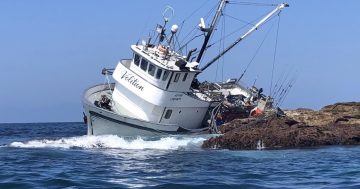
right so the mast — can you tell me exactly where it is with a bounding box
[200,3,289,72]
[196,0,228,64]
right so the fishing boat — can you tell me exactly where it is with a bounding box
[82,1,289,136]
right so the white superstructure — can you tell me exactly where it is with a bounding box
[111,45,211,129]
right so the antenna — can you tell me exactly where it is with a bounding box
[199,18,206,31]
[163,6,174,22]
[156,6,175,45]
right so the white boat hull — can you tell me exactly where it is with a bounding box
[83,84,208,136]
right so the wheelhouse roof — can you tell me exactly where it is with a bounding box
[131,45,201,73]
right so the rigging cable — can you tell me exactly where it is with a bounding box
[277,74,298,107]
[227,1,277,7]
[236,17,277,83]
[222,13,255,26]
[179,2,218,47]
[271,65,290,97]
[177,0,210,49]
[215,14,227,82]
[221,14,226,81]
[206,11,279,56]
[272,64,296,99]
[272,68,292,100]
[270,13,281,97]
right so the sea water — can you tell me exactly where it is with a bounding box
[1,123,360,189]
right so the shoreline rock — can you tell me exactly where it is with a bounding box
[202,102,360,150]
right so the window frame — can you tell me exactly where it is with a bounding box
[133,54,141,66]
[162,70,170,81]
[156,68,163,79]
[148,63,155,76]
[140,58,148,71]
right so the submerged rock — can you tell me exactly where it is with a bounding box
[202,102,360,150]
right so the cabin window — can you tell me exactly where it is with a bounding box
[148,64,155,76]
[183,73,188,82]
[134,54,140,66]
[164,109,172,119]
[156,68,162,79]
[174,73,180,82]
[140,59,148,71]
[162,71,170,81]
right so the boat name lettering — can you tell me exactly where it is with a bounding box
[171,94,183,101]
[121,71,144,91]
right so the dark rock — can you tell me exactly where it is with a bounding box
[202,102,360,150]
[286,102,360,126]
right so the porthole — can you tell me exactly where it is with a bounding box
[164,109,172,119]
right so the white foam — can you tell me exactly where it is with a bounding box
[9,135,206,150]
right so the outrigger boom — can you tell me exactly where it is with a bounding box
[200,3,289,73]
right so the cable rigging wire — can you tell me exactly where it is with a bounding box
[236,17,278,83]
[177,1,280,61]
[177,0,210,48]
[269,13,281,96]
[222,13,255,26]
[227,1,277,7]
[205,11,278,53]
[215,14,227,82]
[221,15,226,81]
[178,2,218,48]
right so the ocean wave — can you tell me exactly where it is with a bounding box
[8,135,207,150]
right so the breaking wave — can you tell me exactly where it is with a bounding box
[9,135,207,150]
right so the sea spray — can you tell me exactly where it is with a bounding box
[9,135,207,150]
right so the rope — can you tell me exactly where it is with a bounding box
[209,102,223,134]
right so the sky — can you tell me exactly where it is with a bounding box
[0,0,359,123]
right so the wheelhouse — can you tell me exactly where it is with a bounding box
[128,45,200,92]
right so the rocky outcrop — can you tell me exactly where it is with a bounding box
[285,102,360,126]
[202,102,360,150]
